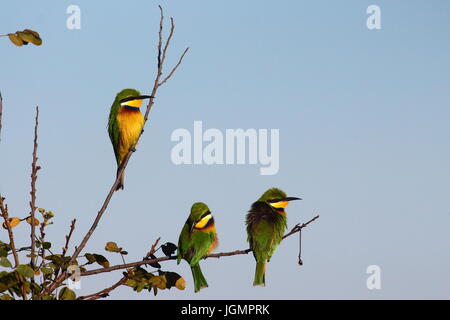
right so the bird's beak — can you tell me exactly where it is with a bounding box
[284,197,302,201]
[136,95,153,100]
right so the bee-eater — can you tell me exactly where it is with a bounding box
[177,202,218,292]
[246,188,301,286]
[107,89,152,190]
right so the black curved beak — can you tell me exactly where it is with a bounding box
[137,95,153,100]
[284,197,302,201]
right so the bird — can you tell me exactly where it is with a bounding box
[245,188,301,286]
[107,89,152,190]
[177,202,218,292]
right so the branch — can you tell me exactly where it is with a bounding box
[80,216,320,279]
[43,6,188,295]
[76,273,130,300]
[62,219,76,257]
[282,215,320,240]
[29,106,40,269]
[76,237,163,300]
[158,47,189,87]
[0,196,19,267]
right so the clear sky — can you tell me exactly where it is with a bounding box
[1,0,449,299]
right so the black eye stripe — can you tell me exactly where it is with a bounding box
[119,95,153,103]
[199,211,211,220]
[268,199,281,203]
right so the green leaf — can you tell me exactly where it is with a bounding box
[93,254,109,268]
[0,257,12,268]
[58,287,76,300]
[16,265,35,278]
[104,241,121,253]
[45,254,63,266]
[42,242,51,250]
[41,267,53,275]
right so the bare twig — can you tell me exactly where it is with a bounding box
[282,215,320,240]
[158,47,189,87]
[43,6,188,295]
[145,237,161,258]
[62,219,76,257]
[76,273,131,300]
[29,106,40,269]
[0,196,19,267]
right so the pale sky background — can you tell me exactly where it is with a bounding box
[0,0,449,299]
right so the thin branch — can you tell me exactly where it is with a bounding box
[43,6,188,295]
[158,47,189,87]
[29,106,40,269]
[0,197,19,267]
[80,216,320,279]
[282,215,320,240]
[81,256,174,277]
[145,237,161,258]
[157,5,164,70]
[76,273,131,300]
[62,219,76,257]
[160,17,175,68]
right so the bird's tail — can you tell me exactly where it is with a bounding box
[115,167,124,191]
[191,264,208,293]
[253,261,266,286]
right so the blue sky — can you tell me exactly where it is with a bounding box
[1,0,449,299]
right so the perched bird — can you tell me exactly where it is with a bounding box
[107,89,152,190]
[177,202,218,292]
[246,188,301,286]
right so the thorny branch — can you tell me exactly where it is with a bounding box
[43,6,188,295]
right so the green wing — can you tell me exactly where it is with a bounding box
[249,220,278,262]
[246,202,287,262]
[108,99,121,165]
[177,223,214,266]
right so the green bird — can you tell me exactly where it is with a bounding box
[108,89,152,190]
[177,202,218,292]
[246,188,301,286]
